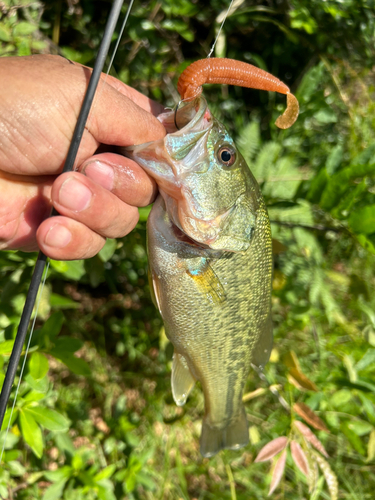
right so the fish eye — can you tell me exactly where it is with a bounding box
[217,146,236,167]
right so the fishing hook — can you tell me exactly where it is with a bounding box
[174,99,183,130]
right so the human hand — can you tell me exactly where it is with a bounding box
[0,54,166,259]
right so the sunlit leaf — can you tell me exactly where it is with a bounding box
[13,21,37,36]
[29,352,49,380]
[254,436,288,462]
[42,478,69,500]
[291,440,309,477]
[268,449,287,496]
[293,403,328,431]
[0,340,15,356]
[19,409,43,458]
[50,260,85,280]
[25,406,69,431]
[294,420,329,457]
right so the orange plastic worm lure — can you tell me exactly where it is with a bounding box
[177,58,299,129]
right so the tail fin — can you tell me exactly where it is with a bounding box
[200,407,249,458]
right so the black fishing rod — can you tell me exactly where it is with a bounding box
[0,0,126,431]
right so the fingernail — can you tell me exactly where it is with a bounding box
[59,178,92,211]
[45,224,72,248]
[82,161,114,191]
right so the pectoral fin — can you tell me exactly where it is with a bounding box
[172,352,196,406]
[187,260,226,304]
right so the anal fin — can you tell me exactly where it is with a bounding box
[200,407,249,458]
[172,352,196,406]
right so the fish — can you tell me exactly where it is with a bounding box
[123,95,273,458]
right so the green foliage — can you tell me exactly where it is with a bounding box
[1,0,375,499]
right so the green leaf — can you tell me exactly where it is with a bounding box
[44,466,72,482]
[52,336,83,354]
[50,293,80,310]
[237,121,261,165]
[138,206,152,222]
[42,478,69,500]
[1,408,18,432]
[0,24,11,42]
[13,21,37,36]
[50,260,85,280]
[348,205,375,234]
[50,351,91,376]
[39,311,65,340]
[29,352,49,380]
[24,373,49,393]
[54,433,75,455]
[84,256,105,288]
[0,433,19,459]
[94,464,116,481]
[307,168,329,203]
[19,409,43,458]
[98,239,117,262]
[355,234,375,255]
[22,390,46,403]
[347,420,373,436]
[0,340,15,356]
[26,406,69,431]
[7,460,26,477]
[97,482,116,500]
[326,144,344,175]
[341,421,366,455]
[356,349,375,372]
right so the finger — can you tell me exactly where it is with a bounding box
[87,78,166,147]
[102,73,165,116]
[0,171,53,252]
[78,152,157,207]
[36,216,106,260]
[50,171,140,239]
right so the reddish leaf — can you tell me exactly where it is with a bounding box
[293,403,328,431]
[268,450,287,496]
[290,440,309,477]
[288,368,318,392]
[294,420,329,457]
[254,436,288,463]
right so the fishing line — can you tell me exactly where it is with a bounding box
[84,0,135,142]
[0,262,50,464]
[0,0,129,447]
[174,0,235,129]
[207,0,235,58]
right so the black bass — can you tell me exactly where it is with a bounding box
[123,96,273,457]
